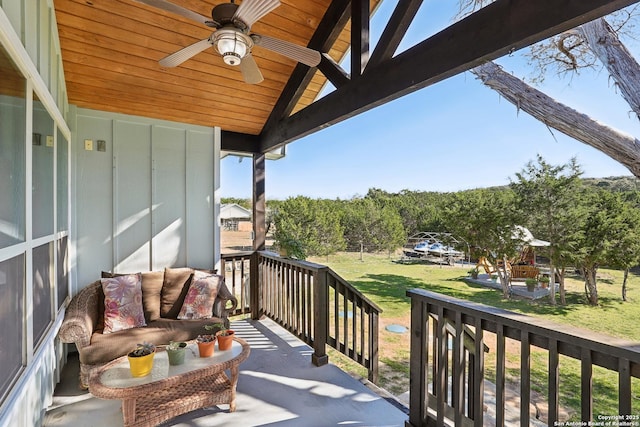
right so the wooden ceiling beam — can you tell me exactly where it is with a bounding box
[260,0,352,144]
[351,0,370,78]
[317,53,350,88]
[366,0,423,70]
[259,0,640,152]
[221,131,261,152]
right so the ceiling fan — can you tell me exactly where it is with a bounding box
[133,0,322,84]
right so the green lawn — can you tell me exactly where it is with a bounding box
[310,252,640,420]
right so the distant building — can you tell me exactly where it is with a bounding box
[220,203,252,231]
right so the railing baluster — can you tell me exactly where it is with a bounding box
[582,348,593,422]
[549,338,559,425]
[496,323,505,427]
[436,306,446,427]
[473,317,484,427]
[453,311,464,425]
[520,331,531,425]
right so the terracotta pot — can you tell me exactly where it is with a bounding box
[127,351,155,377]
[197,338,216,357]
[216,330,235,351]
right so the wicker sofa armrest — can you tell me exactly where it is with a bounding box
[58,280,102,349]
[213,279,238,323]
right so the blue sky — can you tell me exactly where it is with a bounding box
[221,1,640,200]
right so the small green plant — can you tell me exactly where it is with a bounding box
[129,342,155,357]
[540,276,550,283]
[196,334,216,343]
[205,322,231,336]
[467,268,479,279]
[167,341,186,351]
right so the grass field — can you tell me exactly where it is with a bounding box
[308,252,640,421]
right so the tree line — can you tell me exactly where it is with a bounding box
[223,157,640,306]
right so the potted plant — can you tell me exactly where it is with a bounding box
[468,268,479,279]
[166,341,188,365]
[127,342,156,377]
[525,278,537,292]
[196,334,216,357]
[539,275,550,289]
[206,323,235,351]
[490,274,498,282]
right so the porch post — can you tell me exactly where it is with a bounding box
[250,153,266,319]
[312,268,329,366]
[252,153,266,251]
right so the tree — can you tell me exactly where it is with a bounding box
[602,196,640,301]
[272,197,345,259]
[510,156,584,305]
[342,198,406,256]
[445,189,522,298]
[571,189,634,305]
[457,1,640,177]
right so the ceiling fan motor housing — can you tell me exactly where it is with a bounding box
[209,2,245,30]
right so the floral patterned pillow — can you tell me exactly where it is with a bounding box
[177,273,222,320]
[101,273,147,334]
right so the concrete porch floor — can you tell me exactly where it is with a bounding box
[43,318,408,427]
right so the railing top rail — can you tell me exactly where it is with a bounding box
[408,288,640,364]
[258,250,327,273]
[221,251,254,259]
[326,268,383,314]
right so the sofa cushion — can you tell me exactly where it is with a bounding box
[103,270,164,322]
[160,267,194,319]
[101,273,146,334]
[177,273,222,319]
[81,318,223,365]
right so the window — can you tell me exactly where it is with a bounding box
[57,237,68,308]
[32,94,55,239]
[0,48,26,248]
[0,254,25,401]
[33,243,53,346]
[57,127,68,232]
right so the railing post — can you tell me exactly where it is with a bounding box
[250,251,260,320]
[312,268,329,367]
[406,293,428,427]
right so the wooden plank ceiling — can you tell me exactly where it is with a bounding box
[53,0,375,136]
[54,0,639,154]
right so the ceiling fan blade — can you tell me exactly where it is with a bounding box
[233,0,281,29]
[239,53,264,84]
[252,34,321,67]
[131,0,210,24]
[159,38,212,67]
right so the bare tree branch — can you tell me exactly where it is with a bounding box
[473,62,640,177]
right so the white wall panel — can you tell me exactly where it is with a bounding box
[75,115,112,286]
[186,130,215,269]
[152,126,187,270]
[72,109,218,282]
[114,121,152,273]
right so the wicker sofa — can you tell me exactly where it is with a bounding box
[58,267,238,387]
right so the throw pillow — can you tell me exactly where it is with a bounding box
[160,267,194,319]
[102,270,164,322]
[177,273,222,319]
[101,273,146,334]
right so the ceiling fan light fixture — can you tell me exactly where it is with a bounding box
[215,28,251,66]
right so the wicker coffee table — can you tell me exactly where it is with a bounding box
[89,337,250,427]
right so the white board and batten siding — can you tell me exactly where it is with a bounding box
[73,107,220,288]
